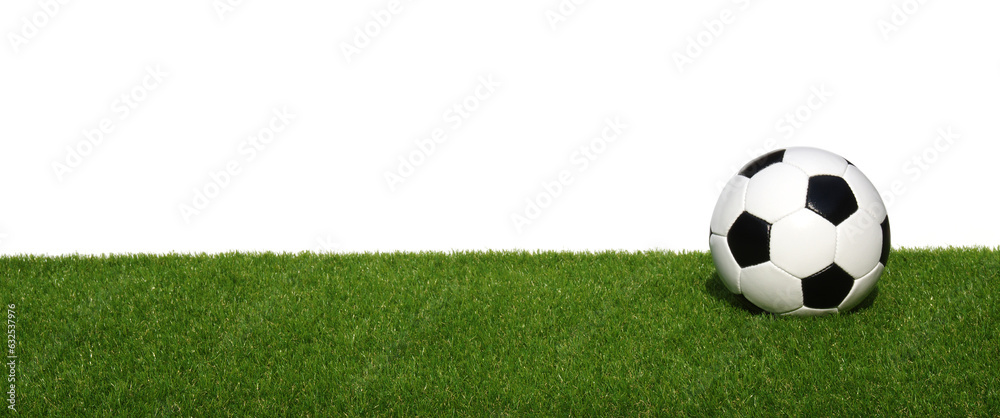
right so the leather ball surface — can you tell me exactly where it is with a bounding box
[710,147,890,315]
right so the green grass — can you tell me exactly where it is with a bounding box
[1,248,998,416]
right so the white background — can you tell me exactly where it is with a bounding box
[2,0,998,255]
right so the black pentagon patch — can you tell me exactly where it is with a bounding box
[802,264,854,309]
[727,212,771,268]
[880,216,891,266]
[738,149,786,178]
[806,175,858,226]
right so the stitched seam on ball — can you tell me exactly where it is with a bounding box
[833,219,839,270]
[786,162,808,178]
[771,263,796,280]
[775,305,800,315]
[861,262,881,280]
[768,209,800,226]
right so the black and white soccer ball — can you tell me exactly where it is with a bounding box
[710,147,890,315]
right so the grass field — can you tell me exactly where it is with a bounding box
[1,248,998,416]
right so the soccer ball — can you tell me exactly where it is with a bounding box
[710,147,890,315]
